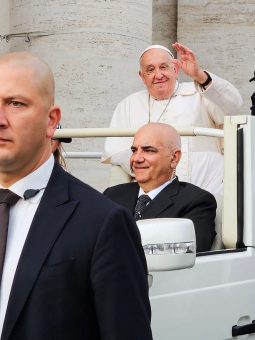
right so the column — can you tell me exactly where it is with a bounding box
[7,0,152,190]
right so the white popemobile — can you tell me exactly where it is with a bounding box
[137,115,255,340]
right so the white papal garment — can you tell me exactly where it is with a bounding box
[103,72,243,196]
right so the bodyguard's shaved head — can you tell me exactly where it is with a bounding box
[0,51,61,186]
[0,51,55,108]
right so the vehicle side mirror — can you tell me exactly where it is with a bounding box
[136,218,196,272]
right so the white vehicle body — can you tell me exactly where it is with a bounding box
[138,115,255,340]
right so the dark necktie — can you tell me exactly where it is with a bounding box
[0,189,20,283]
[134,194,151,221]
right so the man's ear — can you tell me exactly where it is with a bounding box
[139,70,146,85]
[170,150,182,169]
[47,106,61,138]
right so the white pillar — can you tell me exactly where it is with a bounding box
[7,0,152,191]
[177,0,254,114]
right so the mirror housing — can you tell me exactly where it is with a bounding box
[136,218,196,272]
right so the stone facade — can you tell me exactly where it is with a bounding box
[0,0,254,191]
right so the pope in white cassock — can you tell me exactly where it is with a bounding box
[102,42,243,196]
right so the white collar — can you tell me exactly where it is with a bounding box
[2,155,54,201]
[139,177,176,200]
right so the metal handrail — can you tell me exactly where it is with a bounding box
[54,126,224,139]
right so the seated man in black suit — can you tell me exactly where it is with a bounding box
[104,122,217,252]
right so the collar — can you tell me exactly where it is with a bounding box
[3,155,54,202]
[139,177,176,200]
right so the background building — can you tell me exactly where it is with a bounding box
[1,0,254,191]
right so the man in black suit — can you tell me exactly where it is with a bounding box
[0,52,152,340]
[104,123,217,252]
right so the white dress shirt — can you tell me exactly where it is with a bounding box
[0,155,54,335]
[138,178,174,201]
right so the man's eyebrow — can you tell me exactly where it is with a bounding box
[137,145,158,152]
[141,145,158,150]
[5,94,29,101]
[131,145,159,151]
[145,62,169,68]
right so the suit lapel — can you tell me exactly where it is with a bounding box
[141,179,180,219]
[1,164,79,340]
[117,182,139,214]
